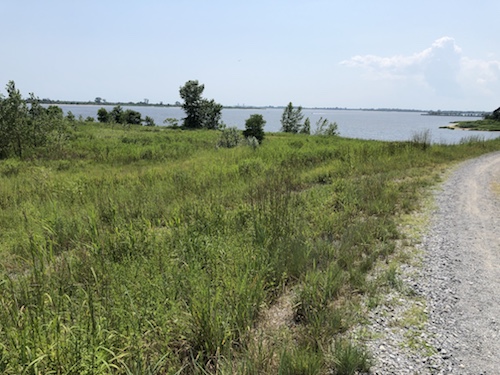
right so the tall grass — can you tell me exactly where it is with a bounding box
[0,123,499,373]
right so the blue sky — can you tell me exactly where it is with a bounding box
[2,1,499,110]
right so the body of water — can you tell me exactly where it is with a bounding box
[56,104,499,144]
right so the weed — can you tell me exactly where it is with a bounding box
[328,338,371,375]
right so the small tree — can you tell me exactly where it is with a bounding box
[179,80,205,128]
[201,99,223,130]
[123,109,142,125]
[109,105,124,123]
[314,117,339,136]
[144,116,156,126]
[0,81,29,158]
[179,80,223,129]
[281,102,304,133]
[243,114,266,143]
[300,117,311,134]
[0,81,70,159]
[97,107,109,123]
[66,111,76,122]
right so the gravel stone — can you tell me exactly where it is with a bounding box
[354,151,500,374]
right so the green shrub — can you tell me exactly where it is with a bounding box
[217,126,242,148]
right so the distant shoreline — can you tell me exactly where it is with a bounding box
[34,100,492,116]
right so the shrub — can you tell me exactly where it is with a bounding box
[217,126,242,148]
[97,107,109,123]
[243,114,266,143]
[144,116,156,126]
[314,117,339,136]
[245,136,260,150]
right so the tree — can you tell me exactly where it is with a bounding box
[179,80,223,129]
[123,109,142,124]
[485,107,500,120]
[109,105,124,123]
[97,107,109,123]
[0,81,29,158]
[201,99,223,130]
[179,80,205,128]
[280,102,304,133]
[243,114,266,143]
[314,117,339,136]
[300,117,311,134]
[28,94,49,148]
[144,116,156,126]
[0,81,70,159]
[66,111,76,122]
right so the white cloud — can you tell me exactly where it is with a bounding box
[341,37,500,98]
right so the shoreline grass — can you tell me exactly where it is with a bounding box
[1,122,499,374]
[446,119,500,131]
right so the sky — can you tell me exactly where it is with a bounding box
[1,1,499,111]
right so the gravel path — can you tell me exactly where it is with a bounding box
[361,151,500,374]
[422,151,500,374]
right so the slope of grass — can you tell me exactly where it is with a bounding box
[0,122,499,374]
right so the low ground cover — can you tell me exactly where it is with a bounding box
[1,122,499,374]
[454,119,500,131]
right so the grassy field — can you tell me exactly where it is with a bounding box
[454,118,500,131]
[1,122,499,374]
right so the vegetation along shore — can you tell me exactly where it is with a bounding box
[1,80,500,374]
[441,106,500,131]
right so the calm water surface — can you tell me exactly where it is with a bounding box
[58,104,499,144]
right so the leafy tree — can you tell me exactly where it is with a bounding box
[485,107,500,120]
[243,114,266,143]
[179,80,223,129]
[109,105,124,123]
[47,105,64,120]
[66,111,76,122]
[300,117,311,134]
[0,81,29,158]
[201,99,223,130]
[0,81,70,158]
[97,107,109,123]
[144,116,156,126]
[27,94,49,148]
[179,80,205,128]
[280,102,304,133]
[123,109,142,125]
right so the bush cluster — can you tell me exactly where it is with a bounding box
[0,81,71,159]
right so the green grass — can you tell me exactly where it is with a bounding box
[0,122,499,374]
[454,119,500,131]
